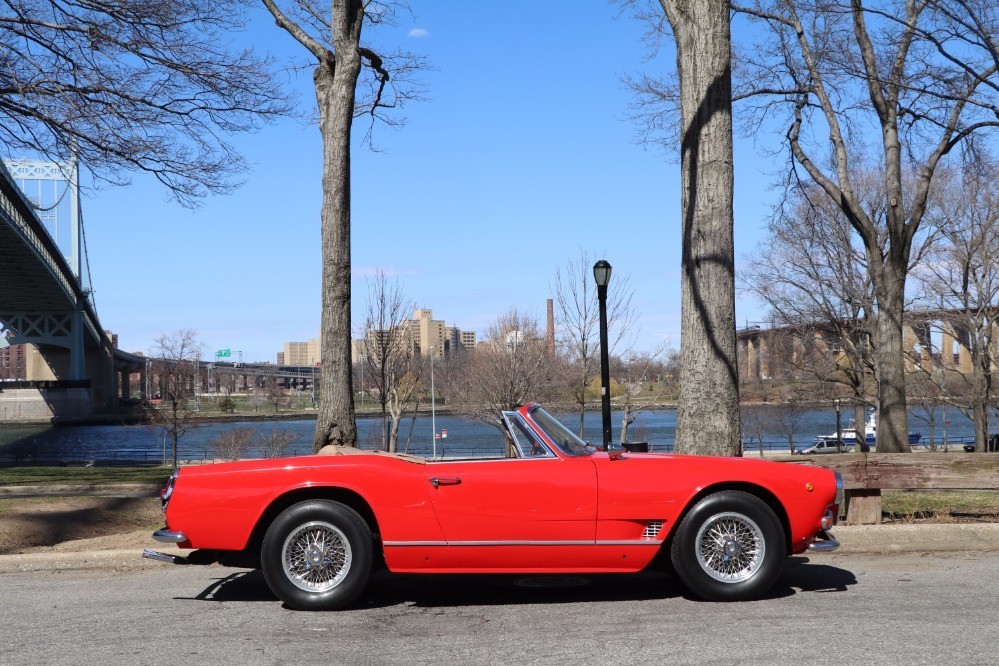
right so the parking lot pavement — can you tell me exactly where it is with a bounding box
[2,552,998,665]
[0,522,996,574]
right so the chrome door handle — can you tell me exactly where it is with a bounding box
[429,477,461,488]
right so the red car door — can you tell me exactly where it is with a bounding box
[424,456,597,544]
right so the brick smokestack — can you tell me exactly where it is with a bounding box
[546,298,556,359]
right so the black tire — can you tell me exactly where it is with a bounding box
[261,500,372,611]
[670,490,785,601]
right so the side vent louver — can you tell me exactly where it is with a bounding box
[643,520,665,539]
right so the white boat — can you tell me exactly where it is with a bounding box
[813,410,921,449]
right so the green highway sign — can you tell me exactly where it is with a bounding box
[217,349,231,358]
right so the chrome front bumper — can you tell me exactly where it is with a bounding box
[807,530,840,552]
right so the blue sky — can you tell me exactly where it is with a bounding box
[77,2,777,363]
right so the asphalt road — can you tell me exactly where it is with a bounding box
[2,552,996,665]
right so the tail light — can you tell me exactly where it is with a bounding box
[161,469,179,513]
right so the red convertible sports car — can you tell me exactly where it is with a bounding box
[144,403,842,610]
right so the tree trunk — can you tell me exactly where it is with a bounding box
[972,350,990,453]
[854,403,867,453]
[388,406,402,454]
[620,404,632,445]
[312,13,362,451]
[873,265,911,453]
[664,0,740,456]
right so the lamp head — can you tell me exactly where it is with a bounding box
[593,260,612,287]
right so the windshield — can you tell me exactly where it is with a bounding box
[529,408,598,457]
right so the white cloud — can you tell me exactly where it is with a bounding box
[408,28,429,38]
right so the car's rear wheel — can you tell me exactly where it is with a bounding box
[670,490,784,601]
[261,500,372,611]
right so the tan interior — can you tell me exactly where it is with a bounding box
[315,445,426,464]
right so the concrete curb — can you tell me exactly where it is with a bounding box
[833,522,999,554]
[1,523,996,575]
[0,549,162,574]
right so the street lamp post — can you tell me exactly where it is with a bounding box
[593,260,613,450]
[430,347,437,460]
[834,398,843,452]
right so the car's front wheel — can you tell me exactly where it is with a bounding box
[261,500,372,611]
[670,490,785,601]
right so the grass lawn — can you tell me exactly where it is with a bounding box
[0,466,172,487]
[881,489,999,521]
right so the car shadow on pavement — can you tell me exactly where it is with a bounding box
[180,557,857,609]
[358,570,685,609]
[177,569,278,604]
[762,556,857,600]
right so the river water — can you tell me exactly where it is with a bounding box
[0,405,979,465]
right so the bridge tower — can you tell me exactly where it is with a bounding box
[2,158,91,381]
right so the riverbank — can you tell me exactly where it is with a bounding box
[0,404,469,428]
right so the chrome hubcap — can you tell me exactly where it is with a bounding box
[694,512,765,583]
[282,521,352,593]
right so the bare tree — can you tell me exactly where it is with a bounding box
[913,159,999,453]
[727,0,999,451]
[771,399,808,455]
[0,0,290,205]
[361,271,416,451]
[386,364,423,453]
[741,405,768,457]
[622,0,741,456]
[626,1,999,452]
[263,376,287,413]
[551,249,636,438]
[150,330,205,468]
[248,386,268,412]
[260,1,427,452]
[742,179,886,442]
[618,345,674,445]
[209,426,257,462]
[444,309,557,433]
[907,370,948,451]
[259,428,298,458]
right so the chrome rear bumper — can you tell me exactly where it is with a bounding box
[152,529,188,544]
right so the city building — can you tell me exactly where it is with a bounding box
[351,308,478,362]
[282,338,320,366]
[410,308,446,357]
[0,342,26,380]
[446,327,477,353]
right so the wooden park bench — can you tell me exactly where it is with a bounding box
[772,453,999,524]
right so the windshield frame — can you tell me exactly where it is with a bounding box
[526,406,599,457]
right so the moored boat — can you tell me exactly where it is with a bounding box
[814,410,921,449]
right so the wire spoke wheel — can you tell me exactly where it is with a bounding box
[282,520,352,593]
[694,511,766,583]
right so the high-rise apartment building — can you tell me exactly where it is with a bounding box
[411,308,446,358]
[446,327,477,353]
[353,308,477,361]
[283,338,321,366]
[0,343,26,379]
